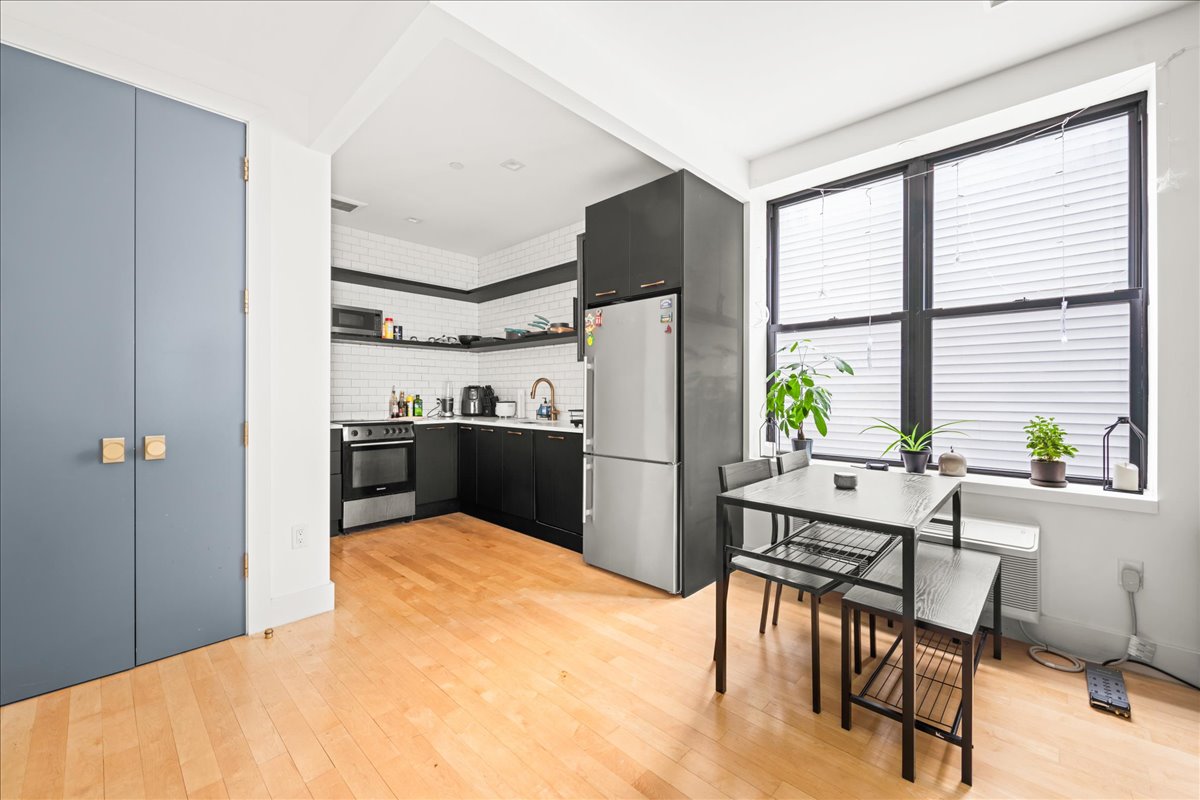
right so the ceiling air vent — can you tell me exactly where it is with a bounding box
[331,195,367,213]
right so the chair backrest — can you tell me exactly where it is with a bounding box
[718,459,777,547]
[775,448,810,475]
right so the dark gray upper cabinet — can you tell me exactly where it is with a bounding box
[584,171,699,307]
[582,193,629,303]
[476,427,502,511]
[415,424,457,506]
[501,430,534,520]
[628,173,683,297]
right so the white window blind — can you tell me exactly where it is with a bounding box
[775,174,903,324]
[777,324,901,461]
[931,304,1130,478]
[932,116,1129,308]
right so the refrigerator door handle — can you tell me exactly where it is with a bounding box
[583,456,593,522]
[584,358,594,449]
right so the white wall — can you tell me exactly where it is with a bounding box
[744,5,1200,683]
[331,221,584,417]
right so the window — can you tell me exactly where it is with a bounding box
[767,96,1147,482]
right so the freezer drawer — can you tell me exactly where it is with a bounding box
[583,454,679,593]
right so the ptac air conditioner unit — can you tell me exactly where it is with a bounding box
[922,516,1040,624]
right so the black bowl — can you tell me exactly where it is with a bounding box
[457,335,481,346]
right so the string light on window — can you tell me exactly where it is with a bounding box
[864,186,874,368]
[817,190,828,299]
[1057,120,1069,343]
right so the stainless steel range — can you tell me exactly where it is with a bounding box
[340,421,416,529]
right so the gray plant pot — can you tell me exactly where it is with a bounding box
[1030,459,1068,487]
[790,437,814,457]
[900,449,930,474]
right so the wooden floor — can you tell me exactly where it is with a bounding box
[2,514,1197,799]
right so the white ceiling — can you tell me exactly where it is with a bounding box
[439,0,1187,163]
[331,40,670,255]
[0,0,428,142]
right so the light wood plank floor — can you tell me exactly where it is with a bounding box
[3,514,1197,799]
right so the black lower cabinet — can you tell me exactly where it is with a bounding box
[475,426,502,511]
[457,424,477,505]
[501,430,534,519]
[330,428,342,534]
[415,424,457,515]
[534,432,583,535]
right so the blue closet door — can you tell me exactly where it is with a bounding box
[0,45,136,704]
[134,90,246,664]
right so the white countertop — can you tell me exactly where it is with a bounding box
[331,416,582,434]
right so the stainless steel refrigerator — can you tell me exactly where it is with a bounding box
[583,294,681,592]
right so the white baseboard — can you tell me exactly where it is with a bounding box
[255,581,335,632]
[1006,612,1200,686]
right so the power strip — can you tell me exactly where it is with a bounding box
[1087,663,1132,718]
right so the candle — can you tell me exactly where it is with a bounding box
[1113,461,1139,492]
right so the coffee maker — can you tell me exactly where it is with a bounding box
[460,385,496,416]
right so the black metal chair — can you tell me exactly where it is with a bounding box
[717,457,867,713]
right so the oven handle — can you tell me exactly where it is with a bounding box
[347,440,413,448]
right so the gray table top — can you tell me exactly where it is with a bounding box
[718,462,962,537]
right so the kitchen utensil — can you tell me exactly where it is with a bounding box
[495,401,517,418]
[457,334,480,346]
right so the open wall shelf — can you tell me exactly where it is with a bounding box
[331,332,577,353]
[331,260,577,304]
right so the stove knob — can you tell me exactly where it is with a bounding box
[385,427,392,436]
[350,429,359,437]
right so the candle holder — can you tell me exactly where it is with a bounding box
[1101,416,1146,494]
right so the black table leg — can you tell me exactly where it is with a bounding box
[811,590,821,713]
[716,497,728,693]
[759,580,772,635]
[772,583,783,627]
[869,613,877,658]
[841,602,851,730]
[993,564,1002,661]
[853,608,862,675]
[962,631,974,785]
[902,533,916,782]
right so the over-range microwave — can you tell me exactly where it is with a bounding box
[332,304,381,337]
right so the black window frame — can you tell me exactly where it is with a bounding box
[766,93,1148,483]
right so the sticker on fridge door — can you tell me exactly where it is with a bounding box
[659,313,673,324]
[659,298,673,309]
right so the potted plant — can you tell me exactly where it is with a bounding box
[764,340,853,455]
[1024,415,1078,487]
[860,418,969,474]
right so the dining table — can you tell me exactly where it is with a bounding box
[714,461,964,782]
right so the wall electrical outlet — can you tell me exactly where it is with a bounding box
[1117,559,1143,591]
[291,524,307,550]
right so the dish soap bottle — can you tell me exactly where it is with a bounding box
[389,386,399,418]
[536,397,551,420]
[413,395,423,417]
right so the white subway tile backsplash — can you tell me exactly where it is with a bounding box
[331,222,584,419]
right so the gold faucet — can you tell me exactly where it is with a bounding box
[529,377,559,421]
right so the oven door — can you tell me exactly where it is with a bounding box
[342,440,416,501]
[331,304,381,337]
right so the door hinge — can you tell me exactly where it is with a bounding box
[242,156,249,182]
[242,288,249,314]
[243,553,249,578]
[242,421,249,447]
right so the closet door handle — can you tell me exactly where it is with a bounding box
[639,279,666,288]
[594,290,617,297]
[506,430,523,436]
[547,435,565,440]
[144,435,166,461]
[101,438,125,464]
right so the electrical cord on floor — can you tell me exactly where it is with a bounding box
[1019,587,1138,673]
[1019,620,1087,672]
[1100,658,1200,692]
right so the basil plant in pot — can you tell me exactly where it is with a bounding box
[765,340,853,456]
[861,419,969,474]
[1024,415,1078,488]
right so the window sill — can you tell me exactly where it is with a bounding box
[953,471,1158,515]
